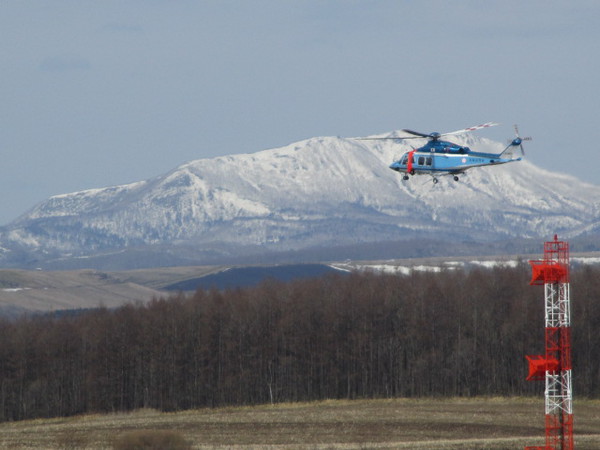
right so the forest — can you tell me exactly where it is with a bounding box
[0,263,598,422]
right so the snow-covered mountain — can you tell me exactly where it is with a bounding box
[1,133,599,269]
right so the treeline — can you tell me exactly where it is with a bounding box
[0,264,599,421]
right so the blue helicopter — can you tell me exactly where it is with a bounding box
[362,123,530,184]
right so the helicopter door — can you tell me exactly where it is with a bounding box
[420,156,433,171]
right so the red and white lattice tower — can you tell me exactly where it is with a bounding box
[525,235,574,450]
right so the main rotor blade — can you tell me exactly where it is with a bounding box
[357,137,405,140]
[402,129,431,138]
[357,131,425,141]
[357,121,503,142]
[442,122,499,137]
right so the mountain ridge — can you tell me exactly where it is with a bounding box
[1,132,599,269]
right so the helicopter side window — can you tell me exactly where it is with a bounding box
[425,157,432,166]
[417,156,425,166]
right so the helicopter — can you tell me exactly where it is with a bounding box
[360,122,530,184]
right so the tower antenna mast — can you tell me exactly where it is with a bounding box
[525,235,574,450]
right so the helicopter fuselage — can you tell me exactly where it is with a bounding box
[389,139,522,181]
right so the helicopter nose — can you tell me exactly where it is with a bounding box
[389,162,401,171]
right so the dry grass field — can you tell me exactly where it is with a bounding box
[0,266,222,315]
[0,397,598,449]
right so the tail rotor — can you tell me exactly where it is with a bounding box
[509,124,532,155]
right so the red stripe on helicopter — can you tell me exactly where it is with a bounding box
[407,150,415,174]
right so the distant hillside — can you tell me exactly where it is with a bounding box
[0,264,345,316]
[163,264,346,291]
[0,269,165,317]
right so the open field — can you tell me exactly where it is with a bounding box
[0,398,599,449]
[0,266,219,315]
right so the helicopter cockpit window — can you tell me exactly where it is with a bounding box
[400,155,409,165]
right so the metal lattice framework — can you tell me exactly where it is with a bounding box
[525,235,574,450]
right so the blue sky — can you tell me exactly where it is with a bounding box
[1,1,598,225]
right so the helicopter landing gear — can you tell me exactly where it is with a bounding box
[453,175,459,182]
[403,175,409,181]
[432,177,438,184]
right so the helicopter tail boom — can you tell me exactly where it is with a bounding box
[500,142,520,159]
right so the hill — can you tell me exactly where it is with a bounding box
[0,268,164,316]
[0,266,222,316]
[0,263,343,315]
[163,263,346,291]
[1,132,599,269]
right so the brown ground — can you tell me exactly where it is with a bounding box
[0,397,598,449]
[0,266,222,314]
